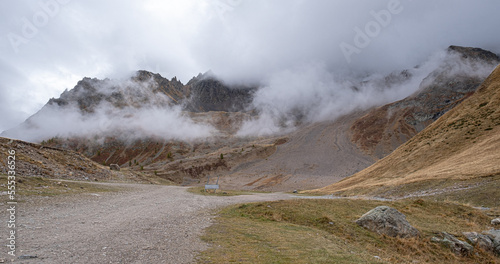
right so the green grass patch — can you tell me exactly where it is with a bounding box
[198,199,497,263]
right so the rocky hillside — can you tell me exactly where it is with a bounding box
[351,46,500,158]
[313,64,500,198]
[0,137,112,181]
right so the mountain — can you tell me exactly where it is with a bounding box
[212,46,500,191]
[2,46,498,191]
[47,70,256,114]
[313,64,500,197]
[351,46,500,158]
[1,70,257,142]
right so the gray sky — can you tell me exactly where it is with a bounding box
[1,0,500,132]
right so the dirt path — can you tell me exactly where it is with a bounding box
[2,183,295,263]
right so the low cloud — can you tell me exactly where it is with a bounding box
[1,0,500,134]
[1,77,216,142]
[236,49,499,137]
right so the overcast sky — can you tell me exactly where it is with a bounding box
[1,0,499,132]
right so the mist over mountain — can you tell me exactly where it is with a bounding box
[1,1,500,132]
[1,71,257,142]
[3,46,499,145]
[352,46,500,157]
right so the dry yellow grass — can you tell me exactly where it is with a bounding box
[199,199,497,263]
[311,65,500,198]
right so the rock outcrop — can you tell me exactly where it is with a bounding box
[484,229,500,255]
[431,232,474,256]
[355,206,419,238]
[463,231,496,253]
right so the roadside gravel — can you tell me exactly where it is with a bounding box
[2,183,295,263]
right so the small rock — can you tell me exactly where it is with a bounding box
[293,190,298,193]
[18,255,37,259]
[431,232,473,256]
[109,164,120,171]
[491,218,500,226]
[463,232,494,251]
[356,206,419,238]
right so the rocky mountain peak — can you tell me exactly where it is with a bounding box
[448,45,499,62]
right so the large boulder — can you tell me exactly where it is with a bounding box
[356,206,420,238]
[431,232,473,256]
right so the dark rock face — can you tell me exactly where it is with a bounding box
[184,77,255,112]
[355,206,420,238]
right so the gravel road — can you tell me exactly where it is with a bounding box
[2,183,295,263]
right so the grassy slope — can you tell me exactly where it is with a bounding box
[311,65,500,201]
[198,199,497,263]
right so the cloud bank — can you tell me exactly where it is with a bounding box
[1,0,499,135]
